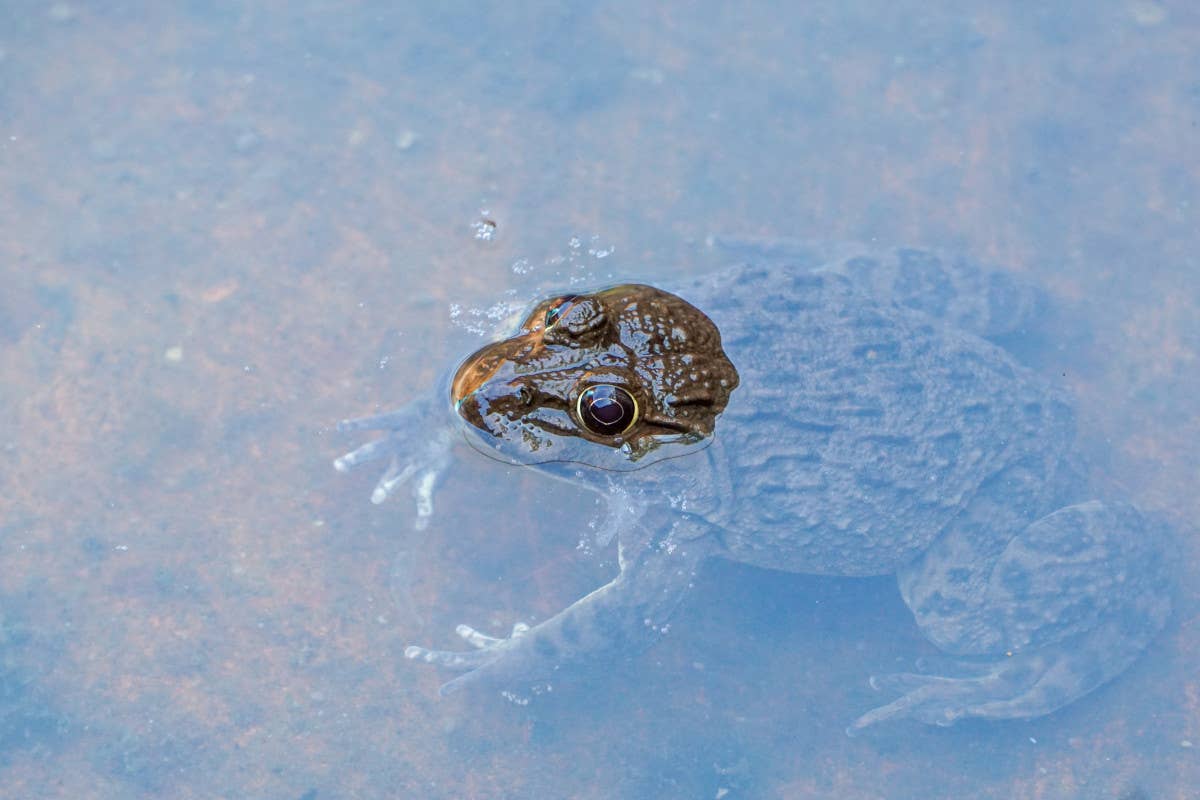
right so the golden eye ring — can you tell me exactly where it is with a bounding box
[575,384,639,437]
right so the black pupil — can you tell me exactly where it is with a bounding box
[579,385,636,436]
[591,398,623,424]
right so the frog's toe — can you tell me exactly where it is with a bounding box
[334,397,455,520]
[868,671,959,695]
[403,623,518,685]
[336,409,414,434]
[411,467,441,527]
[456,625,501,649]
[403,643,491,670]
[850,648,1090,733]
[456,622,529,649]
[849,671,991,733]
[405,620,554,697]
[362,456,410,503]
[333,436,394,473]
[369,459,440,510]
[405,645,505,696]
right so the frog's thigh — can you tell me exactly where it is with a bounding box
[897,464,1052,655]
[897,500,1170,712]
[901,499,1168,654]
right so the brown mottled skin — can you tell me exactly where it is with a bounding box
[335,246,1171,731]
[451,285,738,466]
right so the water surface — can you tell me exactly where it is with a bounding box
[0,2,1196,798]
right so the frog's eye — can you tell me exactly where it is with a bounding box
[544,295,581,329]
[575,384,638,436]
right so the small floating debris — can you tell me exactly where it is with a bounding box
[472,211,497,241]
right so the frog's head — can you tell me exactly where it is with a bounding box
[450,284,739,471]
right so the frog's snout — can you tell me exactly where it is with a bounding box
[451,342,504,407]
[452,376,510,436]
[450,338,539,438]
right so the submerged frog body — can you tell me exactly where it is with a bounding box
[334,246,1170,730]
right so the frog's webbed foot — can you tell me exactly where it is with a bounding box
[405,526,715,698]
[848,653,1061,733]
[333,397,455,529]
[405,622,536,696]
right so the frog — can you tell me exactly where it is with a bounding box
[333,245,1170,731]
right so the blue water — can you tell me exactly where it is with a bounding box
[1,2,1196,798]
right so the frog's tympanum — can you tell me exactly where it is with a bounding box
[334,247,1170,731]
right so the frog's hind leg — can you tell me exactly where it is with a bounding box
[852,499,1171,732]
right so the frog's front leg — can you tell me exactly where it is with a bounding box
[333,392,456,528]
[853,499,1170,732]
[406,519,718,696]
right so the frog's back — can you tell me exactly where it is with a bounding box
[679,261,1074,576]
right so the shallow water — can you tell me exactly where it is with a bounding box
[1,2,1197,798]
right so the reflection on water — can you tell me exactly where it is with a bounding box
[0,1,1196,798]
